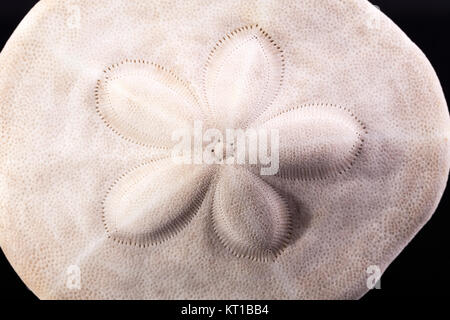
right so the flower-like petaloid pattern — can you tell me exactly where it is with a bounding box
[95,25,366,261]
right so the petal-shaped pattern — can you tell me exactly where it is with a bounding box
[255,104,367,180]
[212,166,291,261]
[95,60,202,149]
[102,158,213,246]
[204,25,284,129]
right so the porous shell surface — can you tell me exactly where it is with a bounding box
[0,0,449,299]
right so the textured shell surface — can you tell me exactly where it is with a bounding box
[0,0,449,299]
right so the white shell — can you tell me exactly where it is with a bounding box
[0,0,448,299]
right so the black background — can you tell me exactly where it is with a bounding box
[0,0,448,301]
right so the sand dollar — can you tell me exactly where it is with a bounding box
[0,0,448,299]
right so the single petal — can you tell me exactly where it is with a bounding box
[204,25,284,129]
[212,166,291,261]
[95,60,202,148]
[102,158,213,246]
[255,103,367,180]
